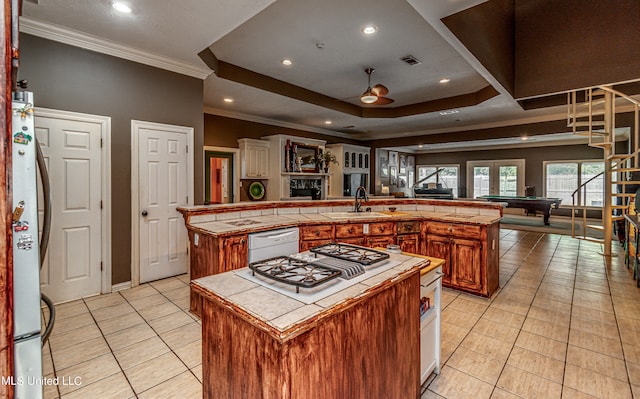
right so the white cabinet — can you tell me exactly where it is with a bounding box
[238,138,269,178]
[419,266,442,383]
[325,144,371,197]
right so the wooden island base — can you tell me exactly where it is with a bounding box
[196,273,421,399]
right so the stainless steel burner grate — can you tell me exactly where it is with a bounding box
[309,243,390,265]
[249,256,341,292]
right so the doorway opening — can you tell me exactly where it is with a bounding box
[205,151,235,204]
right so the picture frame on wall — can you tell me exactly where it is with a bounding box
[389,165,397,185]
[389,151,398,166]
[380,156,389,177]
[399,154,406,175]
[398,175,407,188]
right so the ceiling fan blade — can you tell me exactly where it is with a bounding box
[371,84,389,96]
[373,96,394,105]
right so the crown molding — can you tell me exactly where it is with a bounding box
[19,16,212,80]
[203,106,354,140]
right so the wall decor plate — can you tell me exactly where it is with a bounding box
[249,181,266,200]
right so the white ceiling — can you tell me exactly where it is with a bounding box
[20,0,578,147]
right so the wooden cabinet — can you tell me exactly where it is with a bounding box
[423,221,498,297]
[221,235,248,272]
[367,221,395,236]
[397,233,420,254]
[397,221,420,254]
[300,224,334,251]
[335,223,366,246]
[238,138,269,178]
[450,238,482,292]
[365,221,395,248]
[189,231,248,316]
[423,234,452,285]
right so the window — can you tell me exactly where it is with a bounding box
[416,165,459,197]
[545,160,604,206]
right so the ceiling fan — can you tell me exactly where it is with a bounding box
[360,68,394,105]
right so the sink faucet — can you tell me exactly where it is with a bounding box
[354,186,369,212]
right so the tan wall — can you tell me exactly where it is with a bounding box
[19,34,204,285]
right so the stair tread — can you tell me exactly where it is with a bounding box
[573,130,609,136]
[586,224,604,230]
[569,121,607,127]
[573,235,605,243]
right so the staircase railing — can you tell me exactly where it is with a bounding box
[571,171,605,240]
[567,85,640,254]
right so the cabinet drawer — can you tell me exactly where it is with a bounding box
[300,225,333,240]
[367,222,395,236]
[335,224,363,238]
[426,222,480,238]
[397,220,420,234]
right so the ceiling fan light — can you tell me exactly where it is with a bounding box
[360,89,378,104]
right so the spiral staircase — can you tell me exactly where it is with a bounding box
[567,86,640,256]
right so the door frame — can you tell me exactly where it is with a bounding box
[36,107,112,295]
[203,146,240,204]
[131,120,194,287]
[466,159,525,198]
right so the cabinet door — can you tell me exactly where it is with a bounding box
[300,239,333,252]
[425,234,451,284]
[340,237,366,246]
[451,238,482,292]
[366,235,395,248]
[220,235,248,272]
[256,146,269,176]
[397,234,420,254]
[246,144,269,177]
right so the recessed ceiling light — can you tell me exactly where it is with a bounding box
[281,59,293,66]
[223,98,234,103]
[521,136,528,140]
[112,2,132,13]
[439,109,459,115]
[439,78,451,84]
[361,25,378,35]
[324,120,332,125]
[418,144,424,148]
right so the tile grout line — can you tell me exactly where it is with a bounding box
[116,279,202,395]
[427,230,552,398]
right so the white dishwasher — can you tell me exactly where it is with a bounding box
[248,227,300,263]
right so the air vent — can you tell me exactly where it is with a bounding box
[400,55,421,66]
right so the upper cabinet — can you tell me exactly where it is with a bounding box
[325,143,371,197]
[238,138,270,178]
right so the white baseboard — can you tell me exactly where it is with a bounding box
[111,281,132,292]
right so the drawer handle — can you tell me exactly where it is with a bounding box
[241,238,245,244]
[315,230,320,236]
[348,228,354,234]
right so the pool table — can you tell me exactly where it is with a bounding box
[478,195,562,226]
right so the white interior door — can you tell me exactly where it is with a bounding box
[36,113,104,303]
[467,159,525,198]
[134,122,191,283]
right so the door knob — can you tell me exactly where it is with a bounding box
[141,210,148,217]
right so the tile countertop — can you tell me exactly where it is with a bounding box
[186,210,501,236]
[191,252,442,342]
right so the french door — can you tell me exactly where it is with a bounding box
[467,160,525,198]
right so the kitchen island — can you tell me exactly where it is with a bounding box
[179,198,502,316]
[192,250,442,399]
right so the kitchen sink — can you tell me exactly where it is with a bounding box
[321,211,391,219]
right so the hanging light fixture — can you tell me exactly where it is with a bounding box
[360,68,378,104]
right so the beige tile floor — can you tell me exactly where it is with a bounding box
[41,229,640,398]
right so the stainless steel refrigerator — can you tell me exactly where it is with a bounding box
[12,91,43,399]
